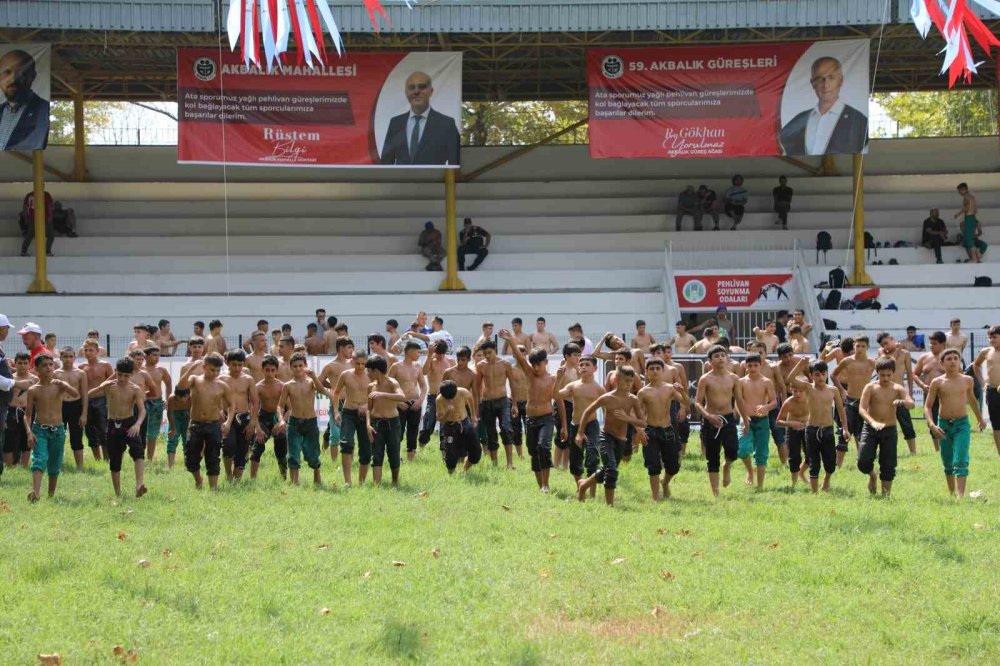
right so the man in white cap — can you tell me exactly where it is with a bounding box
[0,314,15,475]
[18,321,45,369]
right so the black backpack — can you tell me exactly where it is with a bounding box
[823,318,838,331]
[816,231,833,263]
[829,267,848,289]
[824,289,842,310]
[974,276,992,286]
[840,299,856,311]
[864,231,877,259]
[855,298,881,311]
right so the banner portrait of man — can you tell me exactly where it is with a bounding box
[0,44,51,152]
[374,52,462,167]
[779,40,869,156]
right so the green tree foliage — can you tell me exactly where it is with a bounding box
[872,90,998,137]
[48,101,123,144]
[461,101,588,145]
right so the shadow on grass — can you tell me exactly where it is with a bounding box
[376,620,425,662]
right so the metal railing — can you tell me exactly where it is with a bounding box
[792,239,824,351]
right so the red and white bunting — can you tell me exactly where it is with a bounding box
[911,0,1000,86]
[227,0,405,70]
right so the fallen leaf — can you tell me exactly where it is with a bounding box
[969,490,984,498]
[362,571,372,579]
[161,549,172,557]
[676,529,691,537]
[121,509,135,516]
[415,490,429,498]
[124,650,139,665]
[112,646,125,657]
[549,533,558,539]
[914,464,922,471]
[317,544,330,551]
[660,570,675,581]
[0,500,11,513]
[116,531,128,541]
[319,607,331,615]
[611,557,626,565]
[501,505,511,511]
[538,569,550,578]
[656,528,668,535]
[391,560,406,567]
[651,605,664,618]
[137,559,151,568]
[691,551,703,558]
[37,654,63,666]
[767,542,779,550]
[431,549,441,559]
[974,523,985,530]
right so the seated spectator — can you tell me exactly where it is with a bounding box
[18,189,54,256]
[774,310,790,343]
[899,325,925,352]
[697,184,721,231]
[675,185,702,231]
[772,176,793,230]
[418,221,445,271]
[723,174,748,230]
[52,201,77,237]
[921,208,948,264]
[458,217,490,271]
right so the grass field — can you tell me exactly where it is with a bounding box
[1,429,999,665]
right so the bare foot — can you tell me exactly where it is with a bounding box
[723,465,731,487]
[745,471,753,486]
[662,478,670,499]
[576,479,587,502]
[541,486,549,494]
[867,475,876,495]
[407,451,416,461]
[26,490,39,503]
[136,484,148,498]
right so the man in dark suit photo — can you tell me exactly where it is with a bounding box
[779,56,867,156]
[380,71,460,166]
[0,49,50,151]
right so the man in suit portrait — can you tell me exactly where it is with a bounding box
[380,71,460,166]
[779,56,867,156]
[0,49,50,151]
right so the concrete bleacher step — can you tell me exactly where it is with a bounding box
[0,252,666,274]
[11,191,995,220]
[0,268,664,294]
[0,292,668,340]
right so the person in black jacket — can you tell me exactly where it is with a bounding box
[772,176,793,230]
[380,71,460,166]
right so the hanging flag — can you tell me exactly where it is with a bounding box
[227,0,393,70]
[911,0,1000,86]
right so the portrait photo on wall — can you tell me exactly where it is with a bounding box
[373,52,462,167]
[0,43,50,152]
[779,39,869,156]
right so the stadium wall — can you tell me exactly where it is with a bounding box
[0,137,997,184]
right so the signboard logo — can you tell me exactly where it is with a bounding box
[601,55,624,79]
[193,57,217,81]
[681,279,706,304]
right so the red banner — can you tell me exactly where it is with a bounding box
[588,40,869,159]
[675,274,794,310]
[177,49,462,168]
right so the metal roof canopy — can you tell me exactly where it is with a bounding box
[0,1,997,101]
[0,0,899,33]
